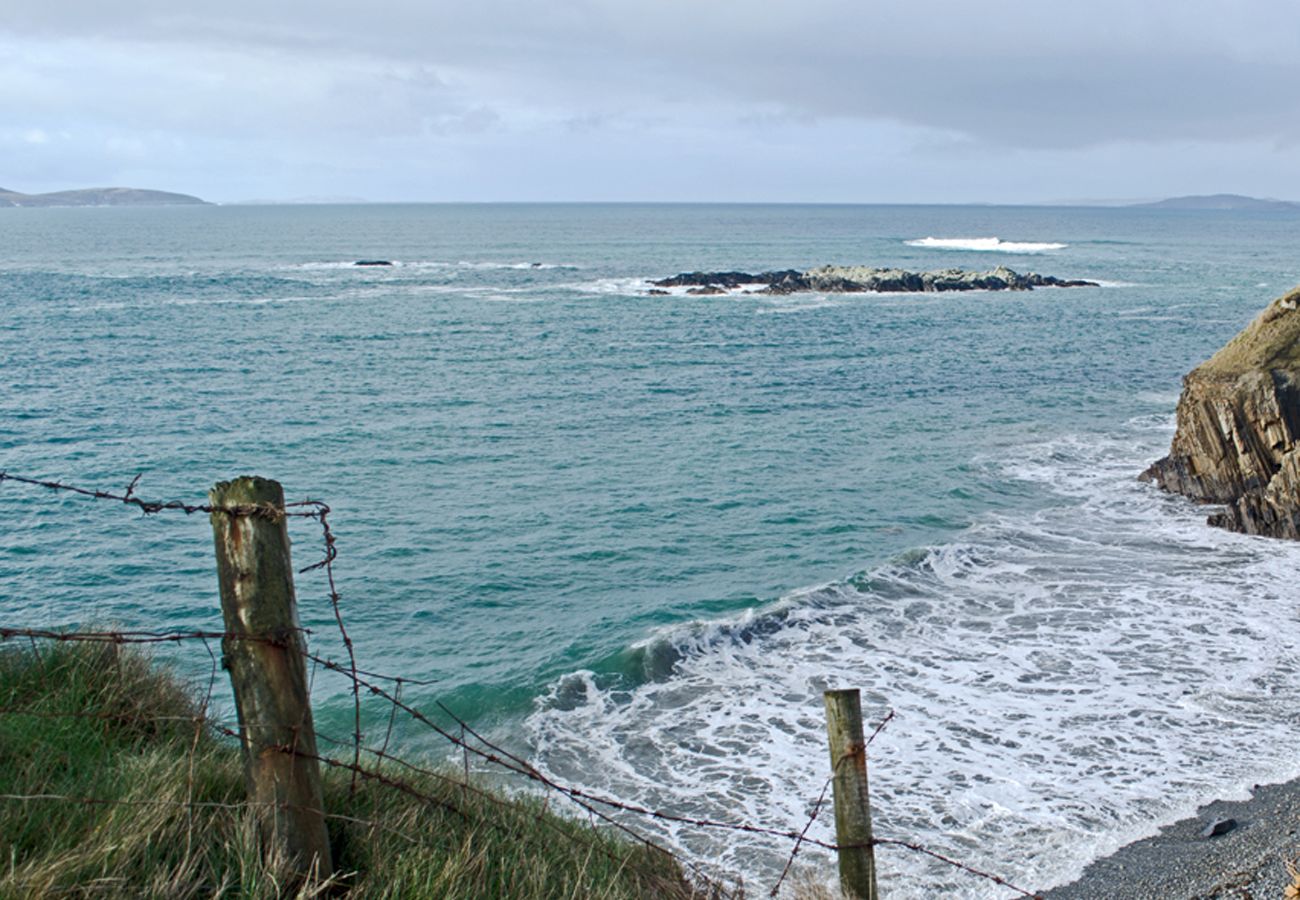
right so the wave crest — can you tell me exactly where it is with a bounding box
[907,236,1067,253]
[526,417,1300,896]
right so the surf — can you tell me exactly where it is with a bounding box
[524,415,1300,896]
[907,237,1068,253]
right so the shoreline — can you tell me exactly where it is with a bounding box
[1042,776,1300,898]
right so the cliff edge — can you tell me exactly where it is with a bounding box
[1141,286,1300,538]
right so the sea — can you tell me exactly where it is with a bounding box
[3,202,1300,896]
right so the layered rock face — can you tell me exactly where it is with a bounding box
[1141,287,1300,539]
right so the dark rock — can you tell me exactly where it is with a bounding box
[653,264,1097,296]
[685,285,727,296]
[646,289,669,296]
[652,271,758,289]
[755,270,811,294]
[1142,287,1300,539]
[1201,817,1237,838]
[354,260,393,267]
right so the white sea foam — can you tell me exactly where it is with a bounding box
[486,261,577,270]
[1135,390,1181,407]
[285,260,579,272]
[571,278,772,298]
[525,415,1300,897]
[480,290,553,303]
[288,261,390,270]
[754,294,842,314]
[572,277,658,296]
[907,237,1068,253]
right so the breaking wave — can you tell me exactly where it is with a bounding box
[907,237,1067,253]
[285,260,580,271]
[525,415,1300,896]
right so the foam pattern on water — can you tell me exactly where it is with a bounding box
[526,416,1300,896]
[906,236,1068,253]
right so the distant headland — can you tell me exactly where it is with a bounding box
[0,186,209,208]
[1131,193,1300,211]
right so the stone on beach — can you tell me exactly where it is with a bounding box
[1201,817,1238,838]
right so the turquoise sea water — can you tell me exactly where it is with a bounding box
[3,203,1300,895]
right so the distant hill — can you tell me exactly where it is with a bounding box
[0,187,209,208]
[1133,193,1300,211]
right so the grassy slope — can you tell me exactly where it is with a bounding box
[1198,286,1300,376]
[0,643,704,899]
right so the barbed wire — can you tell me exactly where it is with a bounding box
[0,471,317,520]
[0,470,1046,899]
[0,626,1040,897]
[769,709,897,897]
[0,469,363,784]
[0,626,307,645]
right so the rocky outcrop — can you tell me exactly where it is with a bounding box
[651,265,1097,294]
[1141,286,1300,539]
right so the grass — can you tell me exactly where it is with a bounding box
[0,641,713,899]
[1198,284,1300,376]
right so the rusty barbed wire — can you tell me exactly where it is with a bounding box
[873,839,1042,899]
[221,722,715,890]
[0,471,319,520]
[0,471,337,570]
[0,470,1047,899]
[306,502,362,798]
[2,627,1040,898]
[770,774,835,897]
[769,709,897,897]
[0,627,307,646]
[0,469,363,778]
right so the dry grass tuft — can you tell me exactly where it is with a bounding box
[1284,857,1300,899]
[0,641,709,899]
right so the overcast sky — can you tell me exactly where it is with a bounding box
[3,0,1299,203]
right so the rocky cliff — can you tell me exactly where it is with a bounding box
[1141,286,1300,538]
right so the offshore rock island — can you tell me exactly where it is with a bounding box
[650,264,1098,295]
[1142,285,1300,539]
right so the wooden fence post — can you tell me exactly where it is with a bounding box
[210,476,333,879]
[823,688,878,900]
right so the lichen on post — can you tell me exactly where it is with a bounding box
[210,476,333,879]
[823,688,878,900]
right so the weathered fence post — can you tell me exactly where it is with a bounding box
[210,476,333,879]
[823,688,878,900]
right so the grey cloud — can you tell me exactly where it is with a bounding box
[0,37,495,141]
[4,0,1300,200]
[707,51,1300,148]
[5,0,1300,149]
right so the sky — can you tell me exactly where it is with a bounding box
[3,0,1299,204]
